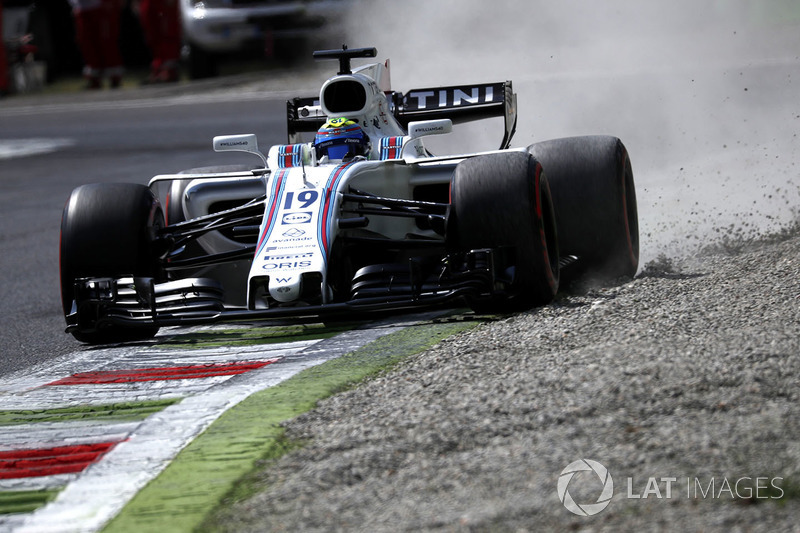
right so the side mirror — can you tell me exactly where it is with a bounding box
[400,119,453,159]
[407,119,453,140]
[213,134,268,168]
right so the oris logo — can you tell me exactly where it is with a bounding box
[557,459,614,516]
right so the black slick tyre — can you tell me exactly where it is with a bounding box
[528,136,639,279]
[451,151,559,311]
[60,183,164,343]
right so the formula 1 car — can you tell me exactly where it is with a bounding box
[60,46,639,343]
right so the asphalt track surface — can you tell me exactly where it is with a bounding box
[0,78,295,376]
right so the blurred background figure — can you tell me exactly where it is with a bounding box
[68,0,124,89]
[137,0,180,83]
[0,0,8,96]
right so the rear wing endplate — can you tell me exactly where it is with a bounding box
[287,81,518,150]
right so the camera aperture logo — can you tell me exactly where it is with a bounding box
[557,459,614,516]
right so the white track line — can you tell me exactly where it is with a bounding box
[4,317,425,533]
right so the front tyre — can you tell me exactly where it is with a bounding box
[451,151,560,311]
[60,183,164,343]
[528,136,639,279]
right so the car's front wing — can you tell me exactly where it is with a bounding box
[64,249,502,335]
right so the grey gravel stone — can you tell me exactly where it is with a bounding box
[213,229,800,532]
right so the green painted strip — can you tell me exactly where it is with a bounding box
[157,323,350,349]
[0,399,180,426]
[0,489,60,514]
[103,320,477,533]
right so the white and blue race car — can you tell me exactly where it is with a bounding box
[60,46,639,343]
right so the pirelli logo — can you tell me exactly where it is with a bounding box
[403,83,504,111]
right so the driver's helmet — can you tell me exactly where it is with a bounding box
[314,117,370,161]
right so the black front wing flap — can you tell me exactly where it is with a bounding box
[65,249,508,335]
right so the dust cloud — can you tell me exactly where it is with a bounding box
[342,0,800,264]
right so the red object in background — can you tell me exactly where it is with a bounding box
[71,0,124,88]
[0,0,9,94]
[139,0,181,83]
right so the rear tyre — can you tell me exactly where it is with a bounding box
[60,183,164,343]
[451,151,559,312]
[528,136,639,279]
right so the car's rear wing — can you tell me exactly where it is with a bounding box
[287,81,518,149]
[397,82,518,149]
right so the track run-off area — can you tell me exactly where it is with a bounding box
[0,313,477,532]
